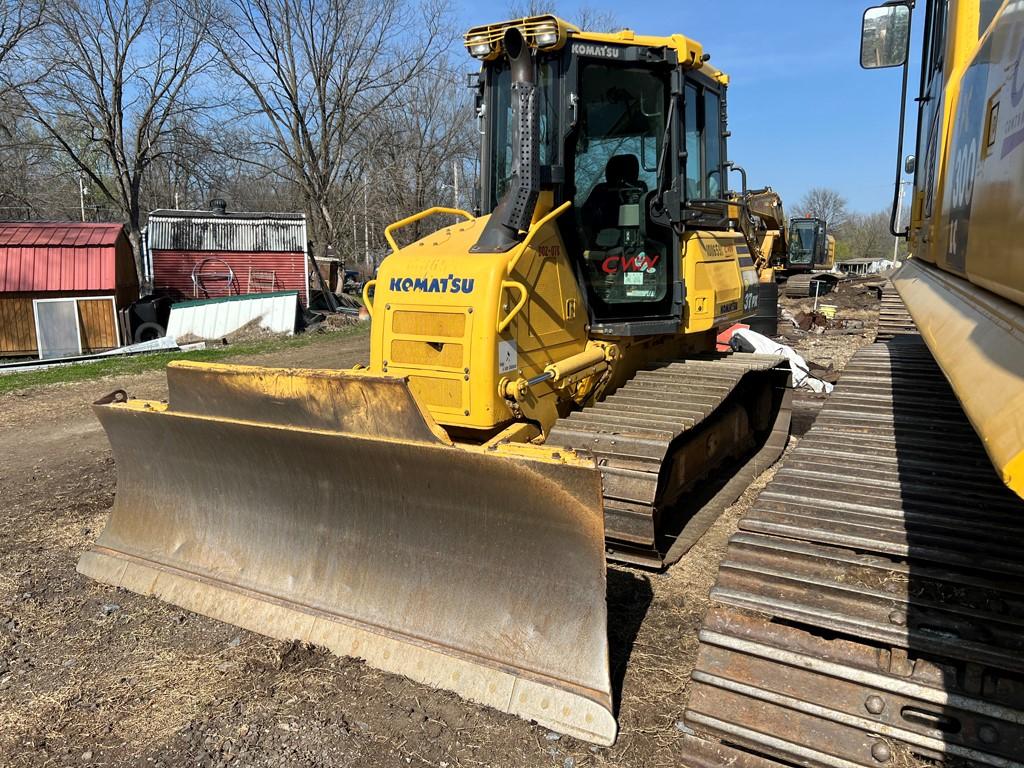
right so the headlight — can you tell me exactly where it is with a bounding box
[533,24,558,47]
[468,35,491,58]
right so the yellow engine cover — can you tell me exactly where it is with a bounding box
[682,231,760,333]
[369,214,587,433]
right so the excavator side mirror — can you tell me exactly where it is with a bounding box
[860,4,911,69]
[904,154,916,174]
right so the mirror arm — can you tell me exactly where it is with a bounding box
[726,162,747,195]
[889,2,914,239]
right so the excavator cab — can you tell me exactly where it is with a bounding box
[786,216,827,272]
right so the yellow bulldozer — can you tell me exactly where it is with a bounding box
[78,16,793,745]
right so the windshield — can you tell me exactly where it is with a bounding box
[573,61,667,307]
[788,221,818,265]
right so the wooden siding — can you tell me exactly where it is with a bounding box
[0,298,38,356]
[0,294,118,357]
[77,298,118,352]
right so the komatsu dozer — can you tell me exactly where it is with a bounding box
[79,16,792,745]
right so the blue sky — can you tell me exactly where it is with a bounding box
[456,1,919,214]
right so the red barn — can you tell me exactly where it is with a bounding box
[145,207,310,306]
[0,222,138,358]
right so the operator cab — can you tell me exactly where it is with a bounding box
[787,217,827,271]
[470,17,731,335]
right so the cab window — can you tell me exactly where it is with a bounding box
[682,81,725,201]
[572,61,670,312]
[704,90,722,197]
[684,83,701,199]
[490,59,559,204]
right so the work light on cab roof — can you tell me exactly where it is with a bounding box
[464,15,576,59]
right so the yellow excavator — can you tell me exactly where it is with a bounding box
[783,216,841,297]
[78,16,792,745]
[683,3,1024,766]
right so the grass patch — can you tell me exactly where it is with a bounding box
[0,325,368,395]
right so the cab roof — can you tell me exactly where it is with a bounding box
[464,15,728,85]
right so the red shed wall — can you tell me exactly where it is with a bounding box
[151,250,307,304]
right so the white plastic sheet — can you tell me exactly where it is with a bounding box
[729,328,834,394]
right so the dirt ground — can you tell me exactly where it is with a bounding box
[0,295,878,768]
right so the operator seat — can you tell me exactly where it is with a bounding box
[581,154,648,246]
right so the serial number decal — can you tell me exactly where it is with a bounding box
[704,241,726,259]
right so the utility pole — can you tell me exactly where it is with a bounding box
[893,180,910,264]
[453,161,459,209]
[78,172,87,222]
[363,175,369,265]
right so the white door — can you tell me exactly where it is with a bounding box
[33,299,82,359]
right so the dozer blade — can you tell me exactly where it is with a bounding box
[78,361,616,744]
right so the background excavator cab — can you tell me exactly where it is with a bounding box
[786,216,828,271]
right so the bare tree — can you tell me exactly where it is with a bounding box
[505,1,619,32]
[18,0,212,279]
[0,0,44,96]
[208,0,454,259]
[367,61,476,248]
[841,209,905,261]
[797,187,849,235]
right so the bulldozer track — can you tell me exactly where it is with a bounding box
[548,354,792,569]
[683,299,1024,766]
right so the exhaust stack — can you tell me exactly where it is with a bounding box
[472,27,540,252]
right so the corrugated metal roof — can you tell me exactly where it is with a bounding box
[147,211,307,253]
[0,222,124,248]
[0,222,127,293]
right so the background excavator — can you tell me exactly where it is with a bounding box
[685,2,1024,766]
[78,16,792,746]
[730,188,839,328]
[782,216,841,297]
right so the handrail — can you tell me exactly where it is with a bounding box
[361,279,377,318]
[384,207,475,253]
[506,200,572,276]
[497,280,528,333]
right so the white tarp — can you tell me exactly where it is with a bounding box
[165,292,298,340]
[730,328,834,394]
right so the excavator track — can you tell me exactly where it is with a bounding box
[877,284,917,339]
[548,353,792,569]
[683,307,1024,766]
